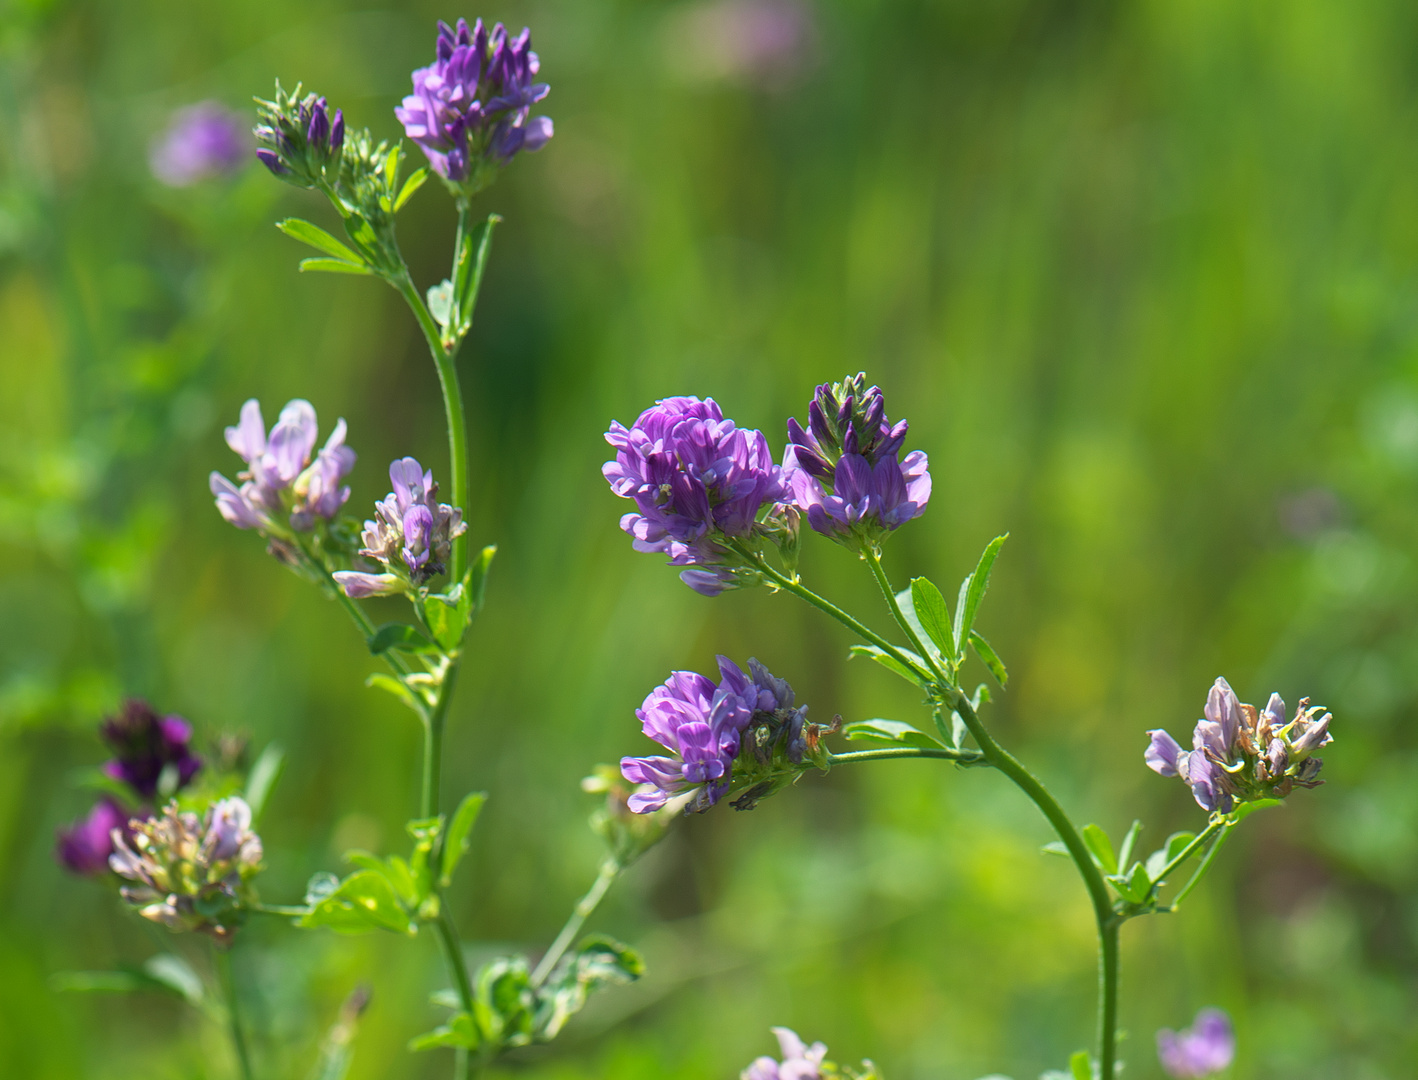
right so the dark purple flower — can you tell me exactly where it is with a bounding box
[395,18,553,190]
[254,85,344,186]
[1146,679,1334,812]
[603,396,788,594]
[783,374,930,547]
[100,699,202,801]
[334,456,466,597]
[55,799,130,876]
[149,102,249,186]
[1157,1008,1235,1078]
[210,398,355,534]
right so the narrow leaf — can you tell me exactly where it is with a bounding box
[367,623,437,657]
[960,534,1008,640]
[968,630,1008,687]
[893,586,942,664]
[910,577,956,663]
[298,258,373,276]
[244,743,285,825]
[1116,819,1143,869]
[394,166,429,212]
[1070,1050,1093,1080]
[365,673,422,715]
[1081,823,1118,874]
[277,219,365,262]
[1040,841,1071,858]
[467,545,496,613]
[440,791,488,887]
[847,644,929,688]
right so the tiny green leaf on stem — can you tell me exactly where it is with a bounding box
[277,218,366,263]
[841,718,944,749]
[365,673,425,716]
[299,257,374,275]
[394,166,429,212]
[1082,823,1118,874]
[1116,819,1143,869]
[847,644,930,687]
[441,791,488,887]
[367,623,439,656]
[968,629,1009,687]
[1041,840,1071,857]
[1070,1050,1093,1080]
[909,577,956,663]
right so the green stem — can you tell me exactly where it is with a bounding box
[860,546,937,671]
[1145,818,1226,901]
[530,859,622,989]
[1166,822,1236,911]
[433,909,477,1020]
[422,664,459,820]
[215,946,255,1080]
[830,747,984,765]
[300,539,417,681]
[251,903,309,917]
[394,272,469,584]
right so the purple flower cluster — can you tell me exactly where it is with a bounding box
[255,86,345,184]
[602,377,932,591]
[334,456,466,598]
[55,700,202,876]
[621,656,796,813]
[783,375,931,545]
[604,396,788,595]
[210,399,356,535]
[149,102,248,187]
[742,1027,829,1080]
[1157,1008,1235,1079]
[1146,678,1332,813]
[396,18,553,189]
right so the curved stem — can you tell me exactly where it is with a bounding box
[830,746,984,765]
[860,546,938,673]
[530,859,621,989]
[394,273,468,584]
[214,946,255,1080]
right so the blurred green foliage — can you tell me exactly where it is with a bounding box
[3,0,1418,1077]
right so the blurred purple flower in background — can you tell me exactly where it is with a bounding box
[56,799,129,876]
[603,396,787,594]
[1157,1008,1235,1078]
[149,102,248,186]
[663,0,816,90]
[396,18,552,190]
[741,1027,829,1080]
[783,374,931,546]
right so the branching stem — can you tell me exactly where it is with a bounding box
[530,859,622,989]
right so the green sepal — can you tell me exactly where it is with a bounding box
[440,791,488,887]
[842,718,944,749]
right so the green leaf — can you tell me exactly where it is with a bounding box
[968,629,1009,687]
[343,214,381,260]
[1145,831,1197,880]
[423,546,496,652]
[406,817,442,902]
[244,743,285,825]
[1116,819,1143,869]
[535,936,644,1040]
[474,956,535,1048]
[365,673,424,714]
[467,543,496,613]
[910,577,956,663]
[298,870,414,935]
[453,214,501,335]
[847,644,929,688]
[960,534,1008,640]
[1109,861,1151,903]
[409,1011,480,1052]
[343,850,419,907]
[440,791,488,887]
[841,718,943,749]
[893,586,943,665]
[298,257,373,275]
[143,954,205,1005]
[367,623,438,657]
[1081,823,1117,874]
[277,219,365,262]
[394,166,429,211]
[1040,841,1071,858]
[1069,1050,1093,1080]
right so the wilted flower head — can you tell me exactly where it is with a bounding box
[395,18,553,192]
[1157,1008,1235,1079]
[603,396,790,595]
[109,798,263,944]
[100,698,202,800]
[333,456,465,598]
[621,657,810,814]
[56,799,131,876]
[210,398,355,535]
[254,83,344,185]
[784,374,930,548]
[1146,678,1333,813]
[150,102,248,186]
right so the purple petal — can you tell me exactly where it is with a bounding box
[224,399,266,462]
[1144,729,1184,777]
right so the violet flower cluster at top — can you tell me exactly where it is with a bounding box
[1146,678,1332,813]
[210,398,356,536]
[55,699,202,875]
[1156,1008,1235,1079]
[603,376,932,594]
[334,456,466,598]
[396,18,553,194]
[621,656,803,814]
[783,374,931,547]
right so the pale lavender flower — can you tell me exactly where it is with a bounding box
[603,396,788,594]
[1146,678,1333,812]
[784,375,930,547]
[210,399,355,534]
[150,102,248,186]
[1157,1008,1235,1078]
[741,1027,829,1080]
[395,18,553,191]
[333,456,465,597]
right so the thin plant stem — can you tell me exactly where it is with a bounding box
[530,859,622,989]
[215,945,255,1080]
[860,546,938,670]
[434,909,477,1016]
[1144,818,1226,902]
[251,903,309,917]
[830,746,984,765]
[422,664,459,820]
[1167,822,1236,911]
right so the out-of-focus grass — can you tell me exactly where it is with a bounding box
[4,0,1418,1077]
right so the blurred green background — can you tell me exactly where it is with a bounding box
[3,0,1418,1076]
